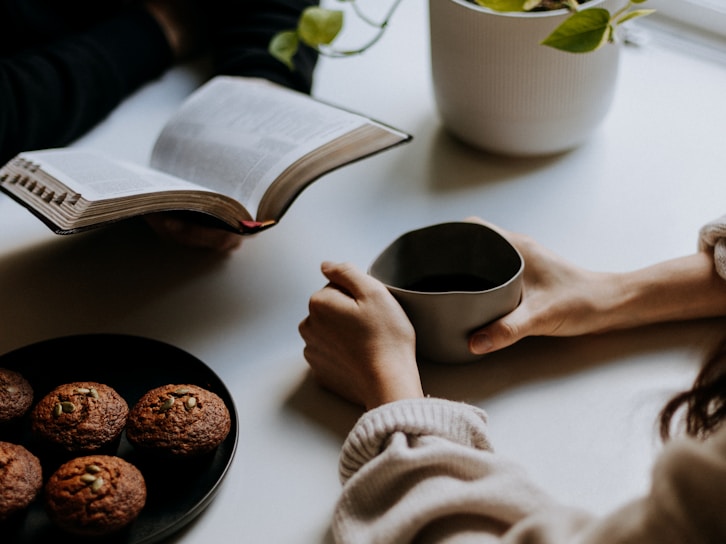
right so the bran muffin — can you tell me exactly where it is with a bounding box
[0,368,34,425]
[44,455,146,536]
[0,441,43,521]
[30,381,128,455]
[126,384,231,458]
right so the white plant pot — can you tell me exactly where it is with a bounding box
[429,0,625,156]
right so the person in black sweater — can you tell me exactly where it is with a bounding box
[0,0,318,250]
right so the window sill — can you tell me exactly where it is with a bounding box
[633,14,726,67]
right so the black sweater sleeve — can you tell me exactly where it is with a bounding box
[209,0,319,94]
[0,7,172,164]
[0,1,319,165]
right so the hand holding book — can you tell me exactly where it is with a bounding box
[144,212,244,252]
[0,77,411,249]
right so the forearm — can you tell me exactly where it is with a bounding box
[208,0,319,93]
[0,0,126,51]
[470,220,726,354]
[599,251,726,332]
[0,7,172,163]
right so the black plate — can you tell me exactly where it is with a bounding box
[0,334,238,544]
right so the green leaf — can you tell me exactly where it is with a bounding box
[541,8,612,53]
[268,31,300,70]
[617,8,655,25]
[474,0,526,12]
[298,7,344,47]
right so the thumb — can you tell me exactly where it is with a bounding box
[469,311,529,355]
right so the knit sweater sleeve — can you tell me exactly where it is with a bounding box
[333,398,726,544]
[0,7,172,164]
[698,214,726,279]
[334,398,589,543]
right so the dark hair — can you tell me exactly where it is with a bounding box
[659,335,726,441]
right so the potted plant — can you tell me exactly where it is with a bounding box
[270,0,653,156]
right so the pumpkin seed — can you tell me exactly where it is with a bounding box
[160,397,175,412]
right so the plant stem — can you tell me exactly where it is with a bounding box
[350,0,405,29]
[611,0,634,21]
[564,0,580,11]
[320,0,406,57]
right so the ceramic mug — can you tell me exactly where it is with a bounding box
[369,221,524,364]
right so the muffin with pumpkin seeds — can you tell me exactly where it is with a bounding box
[0,441,43,521]
[0,368,34,426]
[44,454,146,536]
[30,381,128,455]
[126,383,231,458]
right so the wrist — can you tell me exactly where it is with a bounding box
[596,270,654,331]
[601,252,726,331]
[370,386,425,411]
[143,0,202,61]
[365,363,425,410]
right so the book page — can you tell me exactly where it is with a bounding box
[22,149,210,201]
[150,77,370,217]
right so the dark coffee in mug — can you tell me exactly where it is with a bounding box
[369,222,524,364]
[404,273,499,293]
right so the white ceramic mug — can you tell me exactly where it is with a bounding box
[369,222,524,364]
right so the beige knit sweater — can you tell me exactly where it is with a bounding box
[331,217,726,543]
[333,398,726,544]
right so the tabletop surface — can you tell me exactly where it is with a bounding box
[2,3,726,542]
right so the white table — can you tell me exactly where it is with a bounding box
[2,3,726,542]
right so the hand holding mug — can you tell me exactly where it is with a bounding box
[370,221,524,364]
[299,261,423,410]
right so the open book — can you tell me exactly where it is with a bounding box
[0,76,411,235]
